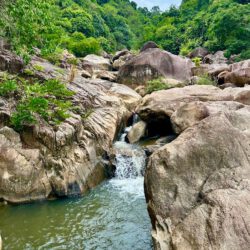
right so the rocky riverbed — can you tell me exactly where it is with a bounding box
[0,43,250,250]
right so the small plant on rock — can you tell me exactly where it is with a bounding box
[0,79,18,97]
[33,64,45,72]
[197,74,215,86]
[146,78,171,94]
[10,78,75,131]
[192,57,202,67]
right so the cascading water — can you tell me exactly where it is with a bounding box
[0,116,152,250]
[109,121,147,199]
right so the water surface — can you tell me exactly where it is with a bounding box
[0,138,152,250]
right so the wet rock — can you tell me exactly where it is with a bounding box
[0,50,24,74]
[127,121,147,144]
[118,48,193,86]
[188,47,209,59]
[140,41,159,53]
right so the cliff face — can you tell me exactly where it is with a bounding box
[0,50,141,203]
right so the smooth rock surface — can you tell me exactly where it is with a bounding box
[127,121,147,144]
[203,51,228,64]
[137,85,250,121]
[82,54,112,71]
[140,84,250,250]
[117,48,193,86]
[188,47,209,59]
[219,68,250,87]
[145,110,250,250]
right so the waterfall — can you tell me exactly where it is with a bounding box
[114,141,146,179]
[111,114,147,195]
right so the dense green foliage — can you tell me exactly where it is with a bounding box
[0,0,249,60]
[149,0,250,59]
[0,75,74,131]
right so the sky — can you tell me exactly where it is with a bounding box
[132,0,182,10]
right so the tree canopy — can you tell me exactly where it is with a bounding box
[0,0,249,60]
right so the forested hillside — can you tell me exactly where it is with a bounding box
[0,0,249,61]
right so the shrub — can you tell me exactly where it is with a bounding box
[192,57,202,67]
[69,37,101,57]
[10,78,74,131]
[146,78,170,94]
[0,79,18,97]
[11,105,36,131]
[24,69,35,76]
[33,64,45,72]
[44,48,64,65]
[196,74,215,86]
[42,79,74,98]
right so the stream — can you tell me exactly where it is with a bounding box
[0,124,152,250]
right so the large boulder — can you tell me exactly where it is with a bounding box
[145,109,250,250]
[218,60,250,87]
[112,50,134,71]
[127,121,147,144]
[117,48,193,86]
[219,68,250,87]
[139,84,250,249]
[230,59,250,72]
[203,51,228,64]
[94,70,117,82]
[81,54,112,72]
[188,47,209,59]
[137,85,250,122]
[0,127,51,203]
[24,56,68,80]
[170,101,209,133]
